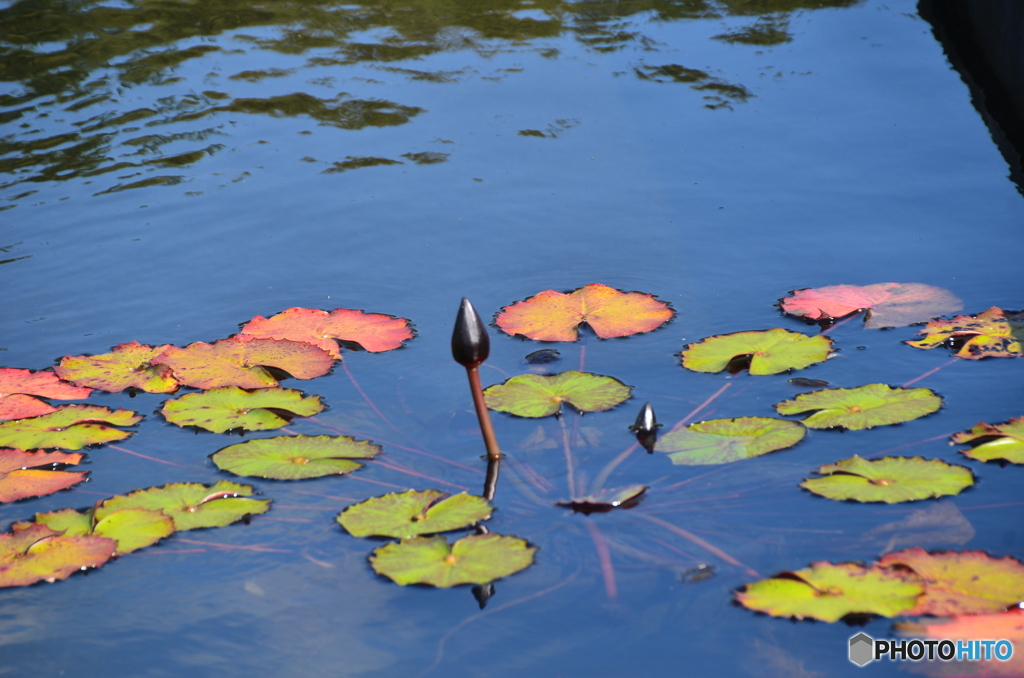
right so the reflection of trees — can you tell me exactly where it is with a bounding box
[0,0,860,193]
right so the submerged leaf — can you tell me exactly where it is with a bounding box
[905,307,1024,359]
[0,367,93,400]
[681,329,832,375]
[495,284,674,341]
[952,417,1024,464]
[780,283,963,329]
[654,417,805,465]
[800,456,974,503]
[55,341,179,393]
[555,484,647,513]
[735,561,923,622]
[0,405,142,450]
[0,523,115,587]
[96,481,270,531]
[151,337,334,389]
[338,490,492,538]
[160,387,324,433]
[878,548,1024,616]
[238,307,415,358]
[483,371,632,418]
[212,435,380,479]
[0,394,57,422]
[774,384,942,430]
[370,533,536,587]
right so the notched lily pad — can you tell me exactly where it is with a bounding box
[495,283,674,342]
[212,434,381,479]
[952,417,1024,464]
[0,523,115,588]
[774,384,942,430]
[338,489,492,538]
[151,337,335,389]
[370,533,536,587]
[681,329,832,375]
[483,371,632,418]
[160,386,324,433]
[905,307,1024,359]
[800,456,974,503]
[654,417,805,465]
[26,507,174,555]
[96,481,270,531]
[735,561,923,622]
[555,484,647,513]
[0,448,87,503]
[55,341,179,393]
[238,306,416,358]
[780,283,963,329]
[0,405,143,450]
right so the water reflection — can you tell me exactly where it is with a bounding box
[1,0,859,197]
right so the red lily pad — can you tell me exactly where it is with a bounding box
[238,307,415,358]
[780,283,963,329]
[0,394,57,422]
[897,609,1024,675]
[0,523,115,587]
[0,368,93,400]
[0,448,87,503]
[952,417,1024,464]
[495,283,674,342]
[151,337,335,390]
[905,307,1024,359]
[55,341,179,393]
[878,548,1024,616]
[0,405,142,450]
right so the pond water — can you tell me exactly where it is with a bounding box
[2,0,1023,675]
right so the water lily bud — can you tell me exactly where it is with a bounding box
[452,298,490,368]
[630,401,661,452]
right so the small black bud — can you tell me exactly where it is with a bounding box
[629,402,661,453]
[452,297,490,368]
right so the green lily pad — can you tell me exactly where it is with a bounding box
[735,561,924,622]
[0,405,143,450]
[96,481,270,531]
[28,507,174,554]
[800,456,974,503]
[952,417,1024,464]
[654,417,806,465]
[774,383,942,430]
[211,434,380,479]
[483,371,632,418]
[0,523,116,588]
[370,533,536,587]
[338,489,492,538]
[555,484,647,513]
[681,329,832,375]
[160,387,324,433]
[55,341,180,393]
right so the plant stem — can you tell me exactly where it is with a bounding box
[482,455,501,501]
[633,512,759,577]
[558,415,577,498]
[901,357,958,387]
[583,517,617,600]
[466,365,502,461]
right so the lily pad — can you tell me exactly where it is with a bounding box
[0,394,57,422]
[735,561,923,622]
[338,490,492,538]
[370,533,536,587]
[780,283,963,329]
[0,523,115,588]
[0,447,88,502]
[0,367,93,400]
[495,283,674,342]
[952,417,1024,464]
[55,341,179,393]
[800,456,974,503]
[878,548,1024,616]
[654,417,806,465]
[151,337,335,390]
[774,384,942,430]
[905,307,1024,359]
[160,387,324,433]
[898,607,1024,645]
[96,481,270,531]
[212,434,381,479]
[27,507,175,555]
[238,306,415,358]
[681,329,832,375]
[555,484,647,513]
[483,371,632,418]
[0,405,142,450]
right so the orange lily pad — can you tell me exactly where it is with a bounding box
[0,448,87,503]
[238,307,415,358]
[0,368,93,400]
[780,283,962,329]
[0,394,57,422]
[495,283,674,341]
[897,609,1024,675]
[55,341,179,393]
[151,337,335,389]
[0,523,115,587]
[905,307,1024,359]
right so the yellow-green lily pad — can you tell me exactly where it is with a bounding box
[952,417,1024,464]
[25,507,175,555]
[160,386,324,433]
[681,328,832,375]
[800,456,974,503]
[774,383,942,430]
[96,481,270,531]
[338,489,492,538]
[483,371,631,418]
[211,434,381,479]
[0,405,142,450]
[654,417,806,465]
[370,533,536,587]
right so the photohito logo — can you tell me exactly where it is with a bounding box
[848,632,1014,667]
